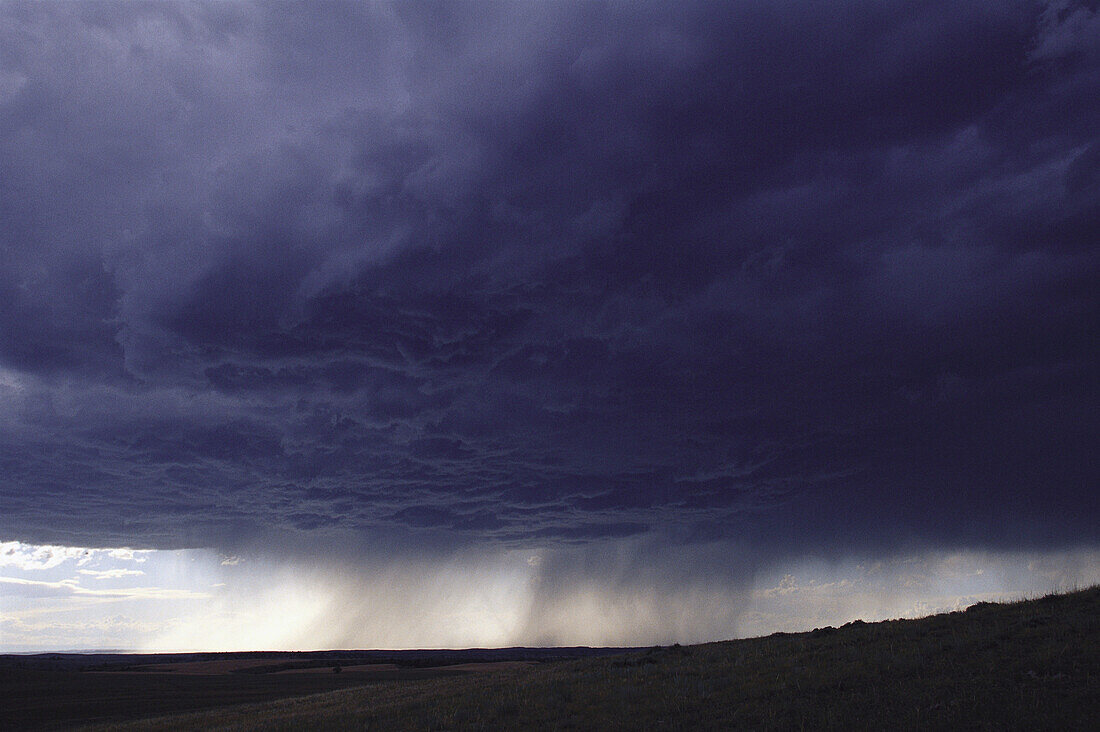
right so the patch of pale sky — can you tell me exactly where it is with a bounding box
[737,548,1100,637]
[2,539,1098,652]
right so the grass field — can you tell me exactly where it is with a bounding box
[0,648,624,729]
[55,585,1098,731]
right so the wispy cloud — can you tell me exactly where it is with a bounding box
[0,541,153,571]
[78,568,146,580]
[0,576,211,600]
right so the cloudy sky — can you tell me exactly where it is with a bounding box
[1,0,1097,651]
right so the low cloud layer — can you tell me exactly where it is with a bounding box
[0,1,1096,569]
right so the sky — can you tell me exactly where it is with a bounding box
[0,0,1097,651]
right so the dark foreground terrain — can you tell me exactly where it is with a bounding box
[4,587,1098,730]
[0,647,628,730]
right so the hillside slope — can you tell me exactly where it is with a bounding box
[98,586,1100,730]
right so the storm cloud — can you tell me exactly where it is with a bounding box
[0,0,1096,570]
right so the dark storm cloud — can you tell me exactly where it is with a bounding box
[0,1,1096,553]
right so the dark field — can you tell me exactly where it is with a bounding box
[3,588,1099,730]
[0,647,629,730]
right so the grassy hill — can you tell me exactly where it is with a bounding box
[93,586,1099,730]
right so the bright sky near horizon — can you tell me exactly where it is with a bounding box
[3,539,1098,652]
